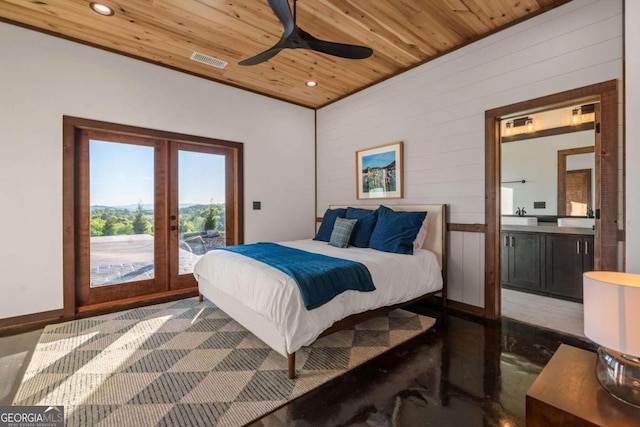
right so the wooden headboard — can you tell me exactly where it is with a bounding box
[327,204,447,269]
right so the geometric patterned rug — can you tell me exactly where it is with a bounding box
[12,298,435,426]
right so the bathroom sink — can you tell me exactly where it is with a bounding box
[557,218,595,228]
[501,216,538,226]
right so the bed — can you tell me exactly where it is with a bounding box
[194,204,447,379]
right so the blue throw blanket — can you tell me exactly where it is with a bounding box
[222,243,375,310]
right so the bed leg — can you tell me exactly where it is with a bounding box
[198,293,204,303]
[287,353,296,379]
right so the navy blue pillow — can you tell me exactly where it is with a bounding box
[314,208,347,242]
[369,206,427,255]
[346,207,378,248]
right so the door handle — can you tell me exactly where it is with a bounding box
[576,241,581,254]
[504,235,509,247]
[170,225,177,231]
[510,236,514,247]
[584,240,589,255]
[170,215,177,221]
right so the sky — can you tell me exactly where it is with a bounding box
[362,150,396,170]
[90,140,226,207]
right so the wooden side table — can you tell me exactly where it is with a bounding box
[526,344,640,426]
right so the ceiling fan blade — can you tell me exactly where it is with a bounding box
[267,0,295,36]
[239,46,284,66]
[301,29,373,59]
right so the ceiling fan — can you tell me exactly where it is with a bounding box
[239,0,373,66]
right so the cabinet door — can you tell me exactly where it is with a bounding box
[545,235,583,300]
[508,232,542,290]
[501,232,509,284]
[583,236,595,273]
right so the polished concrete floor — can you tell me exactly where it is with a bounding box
[1,303,593,426]
[254,303,593,426]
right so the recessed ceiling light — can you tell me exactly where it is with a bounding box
[90,2,114,16]
[305,81,318,87]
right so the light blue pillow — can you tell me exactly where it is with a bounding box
[369,206,427,255]
[314,208,347,242]
[329,218,357,248]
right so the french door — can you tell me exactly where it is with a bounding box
[65,118,243,310]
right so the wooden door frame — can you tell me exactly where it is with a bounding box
[168,141,239,290]
[75,129,168,306]
[63,116,244,317]
[557,146,595,216]
[484,80,619,320]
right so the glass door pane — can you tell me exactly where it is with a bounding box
[89,140,155,287]
[177,150,226,275]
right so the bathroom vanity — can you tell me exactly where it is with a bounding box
[501,221,594,302]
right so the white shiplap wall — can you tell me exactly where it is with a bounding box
[317,0,623,308]
[0,23,315,320]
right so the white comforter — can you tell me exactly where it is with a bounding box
[193,239,442,353]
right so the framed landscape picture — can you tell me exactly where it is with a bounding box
[356,141,403,199]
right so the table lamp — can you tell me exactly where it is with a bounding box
[583,271,640,407]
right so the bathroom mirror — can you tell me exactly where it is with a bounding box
[500,107,595,217]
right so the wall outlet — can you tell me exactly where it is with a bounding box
[253,201,261,210]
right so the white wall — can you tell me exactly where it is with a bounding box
[625,0,640,273]
[501,131,594,215]
[317,0,623,308]
[0,23,315,320]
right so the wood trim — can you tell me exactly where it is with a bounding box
[0,289,194,336]
[0,309,64,337]
[448,223,487,233]
[485,109,501,320]
[485,80,620,320]
[618,229,625,242]
[62,121,77,319]
[76,288,199,318]
[235,142,245,245]
[596,89,620,271]
[317,220,487,233]
[557,146,595,216]
[447,300,486,318]
[314,111,318,234]
[62,116,244,150]
[501,122,594,143]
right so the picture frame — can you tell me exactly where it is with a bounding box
[356,141,403,199]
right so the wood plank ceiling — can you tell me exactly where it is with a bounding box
[0,0,570,108]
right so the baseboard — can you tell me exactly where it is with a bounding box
[0,288,199,337]
[0,309,65,337]
[76,288,199,319]
[446,300,485,318]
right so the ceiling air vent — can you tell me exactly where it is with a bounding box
[190,52,227,69]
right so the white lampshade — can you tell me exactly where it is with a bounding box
[583,271,640,356]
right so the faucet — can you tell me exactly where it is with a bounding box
[515,207,527,217]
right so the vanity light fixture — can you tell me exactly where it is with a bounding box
[525,118,534,132]
[505,121,512,136]
[90,2,115,16]
[504,117,533,135]
[572,107,582,125]
[305,81,318,87]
